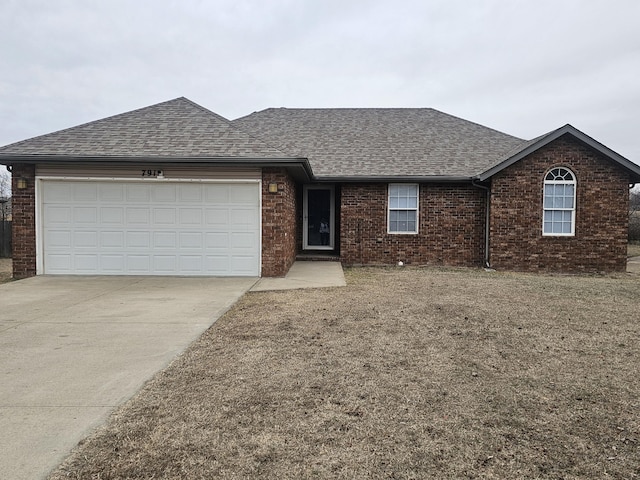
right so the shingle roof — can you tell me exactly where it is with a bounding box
[479,124,640,182]
[0,97,292,159]
[233,108,528,179]
[3,98,636,182]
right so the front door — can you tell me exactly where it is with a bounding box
[303,185,334,250]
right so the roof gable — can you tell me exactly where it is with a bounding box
[478,124,640,183]
[233,108,527,179]
[0,97,292,160]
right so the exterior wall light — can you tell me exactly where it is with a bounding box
[16,177,27,190]
[268,183,279,193]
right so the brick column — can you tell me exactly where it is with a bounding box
[11,164,36,278]
[261,168,298,277]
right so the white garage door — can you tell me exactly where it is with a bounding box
[40,180,261,276]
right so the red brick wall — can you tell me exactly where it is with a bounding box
[340,183,486,266]
[261,168,298,277]
[11,164,36,278]
[490,136,630,272]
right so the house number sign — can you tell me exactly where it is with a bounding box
[141,169,163,177]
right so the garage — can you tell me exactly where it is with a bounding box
[39,180,261,276]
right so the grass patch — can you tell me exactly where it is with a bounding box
[50,267,640,479]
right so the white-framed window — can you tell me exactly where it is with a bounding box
[543,167,576,236]
[388,184,419,234]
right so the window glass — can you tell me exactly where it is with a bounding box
[388,184,418,233]
[543,168,575,236]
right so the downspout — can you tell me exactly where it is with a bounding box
[472,179,491,268]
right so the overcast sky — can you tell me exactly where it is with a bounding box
[1,0,639,176]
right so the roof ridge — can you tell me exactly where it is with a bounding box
[0,97,188,152]
[170,98,296,158]
[426,108,525,142]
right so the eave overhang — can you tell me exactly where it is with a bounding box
[312,175,475,183]
[0,155,314,182]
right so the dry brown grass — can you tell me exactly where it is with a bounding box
[49,267,640,479]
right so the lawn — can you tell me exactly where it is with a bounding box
[50,267,639,479]
[628,242,640,258]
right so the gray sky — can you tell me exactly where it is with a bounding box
[1,0,639,174]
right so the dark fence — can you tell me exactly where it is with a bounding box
[0,221,10,258]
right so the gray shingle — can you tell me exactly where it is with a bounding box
[233,108,528,178]
[0,97,291,159]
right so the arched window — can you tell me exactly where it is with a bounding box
[543,167,576,236]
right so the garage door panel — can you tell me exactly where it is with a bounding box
[204,256,230,274]
[101,231,125,248]
[153,208,176,224]
[126,208,150,224]
[230,207,258,226]
[179,232,203,248]
[153,256,177,273]
[178,208,202,225]
[179,256,204,273]
[151,184,177,203]
[45,206,72,224]
[100,254,125,272]
[126,232,151,248]
[205,184,229,203]
[74,184,98,202]
[42,181,260,276]
[47,231,72,248]
[231,256,259,275]
[75,255,99,271]
[75,231,98,248]
[74,207,98,224]
[230,184,259,204]
[154,232,177,248]
[126,184,151,202]
[205,232,229,248]
[99,184,125,202]
[43,183,73,202]
[205,208,229,225]
[47,254,72,272]
[179,184,203,202]
[127,255,151,272]
[101,207,124,224]
[230,232,257,249]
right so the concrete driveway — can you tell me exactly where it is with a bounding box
[0,275,256,480]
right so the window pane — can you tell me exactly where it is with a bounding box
[553,196,564,208]
[562,221,572,234]
[564,194,573,208]
[389,184,418,233]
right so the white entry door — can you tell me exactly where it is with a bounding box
[40,180,261,276]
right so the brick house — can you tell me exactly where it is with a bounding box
[1,97,638,279]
